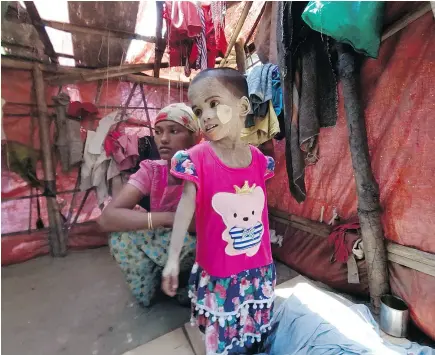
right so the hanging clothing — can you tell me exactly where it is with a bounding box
[254,1,279,65]
[163,1,202,68]
[163,1,227,71]
[328,219,361,264]
[103,130,122,157]
[276,1,338,203]
[53,93,84,173]
[2,141,41,189]
[247,64,275,117]
[210,1,226,44]
[80,131,111,205]
[67,101,98,119]
[241,101,280,146]
[111,133,139,171]
[195,4,208,71]
[200,3,227,68]
[88,111,120,155]
[246,64,281,128]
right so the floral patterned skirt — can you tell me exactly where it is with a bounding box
[188,262,276,355]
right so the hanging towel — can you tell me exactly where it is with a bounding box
[53,93,84,172]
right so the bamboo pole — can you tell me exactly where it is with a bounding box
[220,2,253,67]
[32,63,67,256]
[154,1,166,78]
[381,3,432,42]
[24,1,58,64]
[336,43,389,314]
[235,39,246,74]
[123,74,189,88]
[140,84,154,137]
[45,63,162,85]
[42,19,156,43]
[4,102,162,110]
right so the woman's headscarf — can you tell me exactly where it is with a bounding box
[155,103,198,133]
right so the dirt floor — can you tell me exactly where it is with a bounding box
[1,247,298,355]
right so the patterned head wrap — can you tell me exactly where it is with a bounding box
[155,103,198,133]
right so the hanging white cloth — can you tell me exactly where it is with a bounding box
[88,111,121,155]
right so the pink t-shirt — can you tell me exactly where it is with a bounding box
[171,142,275,277]
[128,160,183,212]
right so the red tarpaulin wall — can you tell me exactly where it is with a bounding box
[268,11,435,339]
[1,70,188,264]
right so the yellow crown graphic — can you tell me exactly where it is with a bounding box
[234,181,256,194]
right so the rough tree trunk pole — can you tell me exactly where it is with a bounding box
[33,63,67,256]
[337,44,390,314]
[235,38,246,74]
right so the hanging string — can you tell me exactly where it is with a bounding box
[105,31,110,115]
[211,1,226,44]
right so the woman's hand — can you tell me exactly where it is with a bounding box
[97,184,175,232]
[161,257,180,297]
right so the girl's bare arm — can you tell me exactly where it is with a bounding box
[162,181,196,296]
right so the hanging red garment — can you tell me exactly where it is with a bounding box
[104,129,122,157]
[328,219,361,263]
[189,4,228,70]
[163,2,228,70]
[163,1,202,67]
[67,101,98,119]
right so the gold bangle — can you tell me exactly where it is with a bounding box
[148,212,153,230]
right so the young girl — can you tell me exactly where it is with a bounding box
[98,103,199,307]
[162,69,276,354]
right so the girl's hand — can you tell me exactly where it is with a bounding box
[161,257,180,297]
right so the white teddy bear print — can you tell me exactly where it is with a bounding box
[212,181,265,257]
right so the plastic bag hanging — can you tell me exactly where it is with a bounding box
[301,1,385,58]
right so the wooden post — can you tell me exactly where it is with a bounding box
[220,2,253,67]
[337,44,389,313]
[139,84,154,137]
[32,64,67,256]
[235,39,246,74]
[154,1,165,78]
[24,1,58,64]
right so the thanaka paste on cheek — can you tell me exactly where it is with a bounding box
[216,104,233,124]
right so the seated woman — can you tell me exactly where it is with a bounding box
[97,103,199,307]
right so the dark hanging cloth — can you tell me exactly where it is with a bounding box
[128,136,160,211]
[126,136,159,174]
[276,1,338,203]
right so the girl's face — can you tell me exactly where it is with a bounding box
[189,77,248,142]
[154,121,195,161]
